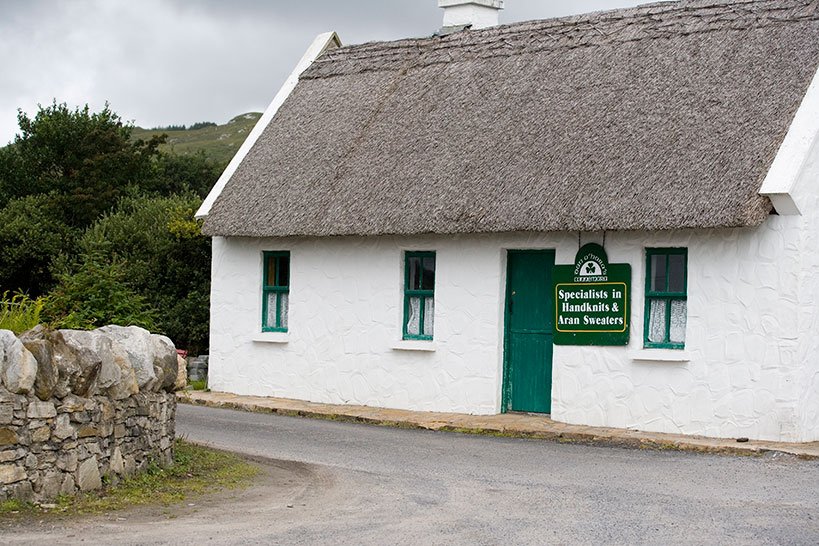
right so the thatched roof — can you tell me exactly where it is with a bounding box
[203,0,819,237]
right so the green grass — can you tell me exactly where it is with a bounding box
[0,440,259,518]
[131,113,262,164]
[0,291,44,333]
[188,379,208,391]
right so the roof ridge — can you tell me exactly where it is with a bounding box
[304,0,818,80]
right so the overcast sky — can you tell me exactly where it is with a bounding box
[0,0,653,144]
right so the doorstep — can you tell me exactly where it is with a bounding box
[177,390,819,459]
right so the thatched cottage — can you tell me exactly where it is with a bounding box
[197,0,819,443]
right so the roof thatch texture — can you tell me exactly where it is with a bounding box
[203,0,819,237]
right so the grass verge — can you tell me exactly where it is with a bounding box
[188,379,208,391]
[0,439,259,519]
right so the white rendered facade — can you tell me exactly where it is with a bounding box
[208,161,819,442]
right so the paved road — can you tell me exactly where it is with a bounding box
[5,404,819,545]
[178,404,819,545]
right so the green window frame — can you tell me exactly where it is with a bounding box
[644,248,687,349]
[403,251,436,340]
[262,251,290,332]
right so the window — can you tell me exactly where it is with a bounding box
[262,251,290,332]
[403,251,435,340]
[644,248,687,349]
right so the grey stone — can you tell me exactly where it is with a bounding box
[89,334,121,391]
[107,341,139,400]
[53,414,75,441]
[35,452,57,468]
[77,456,101,492]
[26,400,56,419]
[8,480,33,501]
[31,426,50,443]
[110,446,124,475]
[151,335,179,392]
[124,455,136,476]
[41,471,62,500]
[60,474,76,496]
[58,330,107,397]
[96,326,157,390]
[114,424,126,438]
[174,354,187,391]
[0,330,38,395]
[56,450,78,472]
[0,464,25,484]
[187,355,209,382]
[0,449,17,463]
[19,327,61,401]
[0,404,12,424]
[21,337,59,401]
[46,330,86,398]
[148,365,164,393]
[57,394,86,413]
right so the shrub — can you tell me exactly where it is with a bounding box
[74,194,210,351]
[43,254,157,330]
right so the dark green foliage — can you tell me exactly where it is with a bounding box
[188,122,217,130]
[0,195,78,295]
[78,195,211,352]
[146,152,223,198]
[44,253,158,331]
[152,124,186,131]
[0,101,165,229]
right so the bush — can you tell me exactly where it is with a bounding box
[75,194,210,351]
[44,254,157,330]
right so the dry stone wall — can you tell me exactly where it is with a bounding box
[0,325,184,502]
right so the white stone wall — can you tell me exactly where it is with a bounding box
[209,210,817,441]
[796,135,819,442]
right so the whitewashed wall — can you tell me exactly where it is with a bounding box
[209,195,817,442]
[796,135,819,442]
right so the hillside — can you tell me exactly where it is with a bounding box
[132,112,262,165]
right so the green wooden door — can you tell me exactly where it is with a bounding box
[503,250,555,414]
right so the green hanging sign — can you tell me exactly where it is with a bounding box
[553,243,631,345]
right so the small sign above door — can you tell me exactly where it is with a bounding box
[553,243,631,345]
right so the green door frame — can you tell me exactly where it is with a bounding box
[501,249,556,414]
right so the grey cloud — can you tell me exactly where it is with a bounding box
[0,0,652,144]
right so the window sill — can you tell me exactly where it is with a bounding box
[630,349,690,362]
[391,340,436,352]
[252,332,290,344]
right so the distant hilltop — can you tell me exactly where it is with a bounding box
[132,112,262,165]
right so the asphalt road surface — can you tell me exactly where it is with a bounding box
[5,404,819,545]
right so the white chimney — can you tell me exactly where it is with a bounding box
[438,0,504,30]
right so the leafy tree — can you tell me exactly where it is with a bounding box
[0,101,165,228]
[0,194,78,295]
